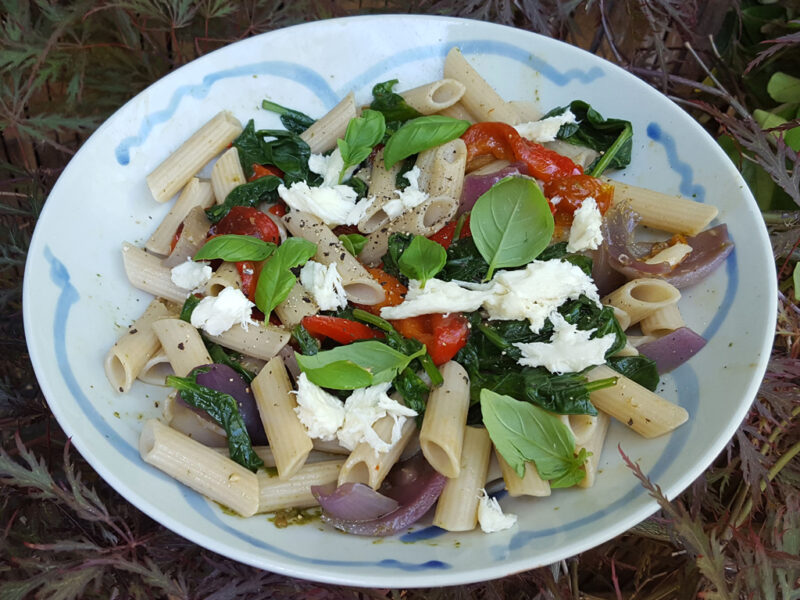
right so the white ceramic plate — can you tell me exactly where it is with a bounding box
[23,15,775,588]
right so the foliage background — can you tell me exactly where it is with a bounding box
[1,1,799,598]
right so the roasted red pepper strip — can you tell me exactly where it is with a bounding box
[355,268,407,316]
[267,201,288,217]
[543,175,614,226]
[301,315,384,344]
[428,220,457,250]
[249,164,284,181]
[235,260,263,303]
[461,122,582,183]
[392,313,469,366]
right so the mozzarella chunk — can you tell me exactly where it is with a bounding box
[308,147,356,187]
[382,166,429,219]
[190,286,256,336]
[477,489,517,533]
[484,260,600,332]
[170,259,212,292]
[379,278,495,320]
[567,197,604,252]
[514,313,616,373]
[278,181,371,227]
[514,109,576,143]
[299,260,347,311]
[337,382,417,453]
[293,373,346,441]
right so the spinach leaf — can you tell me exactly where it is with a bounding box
[471,177,554,280]
[538,241,593,276]
[232,120,311,182]
[545,101,633,176]
[394,156,417,189]
[338,233,367,256]
[393,368,430,426]
[383,115,471,168]
[261,99,315,134]
[370,79,422,124]
[207,343,255,383]
[292,323,320,356]
[343,176,368,200]
[206,175,282,223]
[438,237,489,283]
[254,238,317,318]
[398,235,447,286]
[167,371,264,472]
[557,296,626,358]
[193,234,276,262]
[179,295,201,322]
[337,109,386,182]
[606,355,659,391]
[480,389,588,486]
[380,232,414,283]
[295,340,425,389]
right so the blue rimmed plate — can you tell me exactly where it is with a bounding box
[23,15,775,587]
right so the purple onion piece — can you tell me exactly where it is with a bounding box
[320,453,446,537]
[661,225,734,289]
[311,482,399,521]
[178,363,268,445]
[459,162,529,215]
[638,327,707,373]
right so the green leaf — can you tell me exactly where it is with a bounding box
[767,72,800,103]
[167,372,263,472]
[254,238,317,317]
[292,323,320,356]
[337,109,385,181]
[370,79,423,123]
[470,177,554,279]
[295,340,425,390]
[232,120,311,182]
[205,175,282,223]
[380,232,414,283]
[439,236,490,283]
[754,109,800,152]
[383,115,470,168]
[338,233,367,256]
[179,295,201,323]
[261,99,315,134]
[606,355,659,391]
[397,235,447,286]
[793,263,800,301]
[207,344,255,383]
[480,389,587,486]
[193,234,276,261]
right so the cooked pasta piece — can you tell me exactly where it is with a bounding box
[433,426,492,531]
[146,111,243,203]
[299,92,357,153]
[495,450,550,497]
[121,242,189,304]
[506,100,543,124]
[204,321,289,361]
[586,365,689,438]
[105,299,171,393]
[211,146,246,204]
[640,304,685,337]
[205,262,242,296]
[358,148,405,234]
[575,413,610,489]
[257,459,344,513]
[443,47,519,124]
[139,419,259,517]
[275,281,319,329]
[162,392,227,447]
[602,278,681,327]
[163,205,211,268]
[137,348,174,385]
[400,78,466,114]
[422,139,467,200]
[145,178,215,256]
[251,356,313,479]
[436,102,476,123]
[151,318,212,377]
[338,415,416,490]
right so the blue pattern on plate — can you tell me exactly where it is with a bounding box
[646,122,705,201]
[114,39,603,166]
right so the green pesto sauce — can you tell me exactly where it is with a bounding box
[268,507,322,528]
[215,502,241,517]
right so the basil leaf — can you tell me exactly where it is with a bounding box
[261,99,315,134]
[295,340,425,390]
[606,355,659,391]
[194,234,276,262]
[206,175,282,223]
[471,177,554,280]
[338,233,367,256]
[397,235,447,286]
[179,295,201,323]
[370,79,422,124]
[254,238,317,317]
[480,389,587,486]
[380,232,414,284]
[383,115,470,168]
[545,101,633,176]
[337,109,385,181]
[167,373,264,472]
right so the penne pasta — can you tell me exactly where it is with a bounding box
[299,92,357,153]
[163,205,211,268]
[640,304,685,337]
[400,78,466,114]
[145,178,215,256]
[203,320,290,361]
[274,281,319,329]
[151,318,212,377]
[337,415,416,489]
[602,278,681,327]
[211,146,246,204]
[495,450,550,497]
[121,242,189,304]
[257,460,345,513]
[443,47,519,124]
[205,261,242,296]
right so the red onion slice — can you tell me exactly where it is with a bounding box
[459,162,529,214]
[311,482,399,522]
[319,453,446,537]
[638,327,707,373]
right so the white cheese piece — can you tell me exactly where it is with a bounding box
[308,147,356,187]
[484,260,600,332]
[567,197,604,252]
[514,109,576,143]
[278,181,371,227]
[337,382,417,453]
[293,373,346,441]
[514,313,616,374]
[170,259,212,292]
[379,278,495,320]
[477,489,517,533]
[190,286,256,336]
[382,166,429,219]
[298,260,347,311]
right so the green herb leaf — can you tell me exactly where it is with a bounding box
[470,177,554,280]
[232,120,311,182]
[380,232,414,284]
[383,115,470,168]
[439,236,489,283]
[254,238,317,317]
[606,356,659,391]
[338,233,367,256]
[179,295,201,323]
[261,99,315,134]
[767,72,800,104]
[794,263,800,302]
[193,234,276,262]
[292,323,320,356]
[206,175,282,223]
[337,109,385,182]
[397,235,447,286]
[480,389,587,486]
[295,340,425,390]
[167,372,263,472]
[370,79,423,124]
